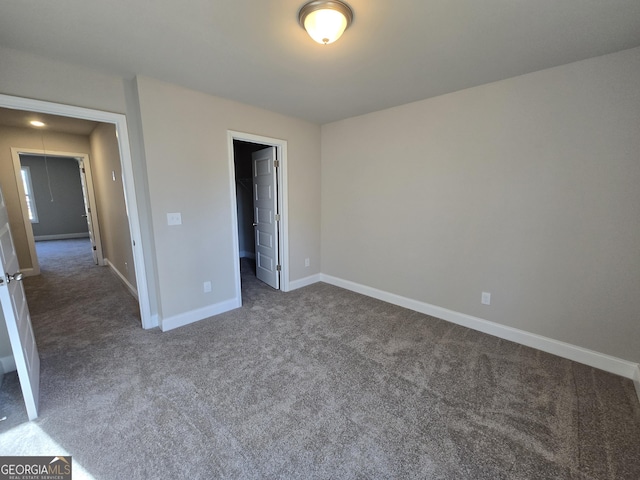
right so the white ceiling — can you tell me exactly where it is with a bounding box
[1,0,639,124]
[0,107,99,136]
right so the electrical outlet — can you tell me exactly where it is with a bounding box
[305,258,310,267]
[481,292,491,305]
[203,281,212,293]
[167,212,182,226]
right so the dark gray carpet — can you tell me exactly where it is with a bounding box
[1,239,639,479]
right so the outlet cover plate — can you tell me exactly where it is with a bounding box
[167,212,182,226]
[481,292,491,305]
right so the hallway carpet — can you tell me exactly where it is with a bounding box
[1,239,639,479]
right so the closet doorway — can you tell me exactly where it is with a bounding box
[229,131,289,299]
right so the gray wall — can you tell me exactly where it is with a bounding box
[0,126,93,270]
[136,75,322,322]
[321,47,640,364]
[90,123,137,290]
[0,46,128,115]
[20,155,89,238]
[3,43,638,369]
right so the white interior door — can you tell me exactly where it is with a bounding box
[0,186,40,420]
[78,159,103,265]
[252,147,280,289]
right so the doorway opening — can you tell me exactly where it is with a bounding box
[13,150,105,274]
[233,140,274,286]
[0,94,153,329]
[228,131,290,304]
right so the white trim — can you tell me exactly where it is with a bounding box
[34,233,90,241]
[227,134,243,309]
[278,142,290,292]
[19,267,38,278]
[289,273,321,291]
[240,250,256,260]
[0,94,154,330]
[227,131,290,303]
[0,355,16,374]
[10,148,40,275]
[114,115,155,329]
[77,155,105,266]
[319,274,639,380]
[104,258,138,299]
[161,297,241,332]
[634,365,640,405]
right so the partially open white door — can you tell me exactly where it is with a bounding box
[78,159,103,265]
[252,147,280,289]
[0,186,40,420]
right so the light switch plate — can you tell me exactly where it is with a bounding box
[167,212,182,226]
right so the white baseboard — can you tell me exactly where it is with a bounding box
[161,297,241,332]
[634,365,640,404]
[319,274,639,380]
[0,354,16,374]
[104,258,138,299]
[240,251,256,260]
[287,273,321,291]
[146,313,160,330]
[34,233,90,241]
[20,267,39,277]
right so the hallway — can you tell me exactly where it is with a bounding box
[0,238,141,429]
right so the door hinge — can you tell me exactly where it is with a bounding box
[275,214,281,222]
[274,160,280,168]
[276,265,282,272]
[93,246,97,251]
[81,167,85,173]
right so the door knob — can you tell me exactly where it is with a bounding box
[6,272,23,283]
[253,223,258,226]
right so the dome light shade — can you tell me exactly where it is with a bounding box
[298,1,353,45]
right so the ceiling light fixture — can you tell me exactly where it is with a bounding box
[298,0,353,45]
[30,120,45,127]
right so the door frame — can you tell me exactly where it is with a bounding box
[0,93,154,329]
[11,149,105,271]
[227,131,290,302]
